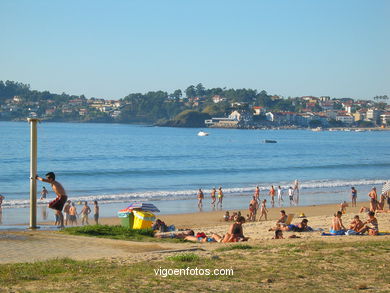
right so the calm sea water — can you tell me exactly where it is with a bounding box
[0,121,389,224]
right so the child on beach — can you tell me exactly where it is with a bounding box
[40,186,48,200]
[258,199,268,221]
[349,215,364,232]
[269,186,275,208]
[93,200,99,225]
[63,200,71,226]
[249,196,258,221]
[223,211,230,221]
[80,201,91,225]
[211,187,217,207]
[340,201,348,214]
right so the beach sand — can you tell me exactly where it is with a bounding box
[2,201,390,264]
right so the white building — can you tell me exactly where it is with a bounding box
[336,114,354,124]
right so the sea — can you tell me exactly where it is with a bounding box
[0,121,389,225]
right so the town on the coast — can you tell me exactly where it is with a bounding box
[0,80,389,129]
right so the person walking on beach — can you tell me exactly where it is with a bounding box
[36,172,68,228]
[269,185,275,208]
[40,186,48,200]
[0,194,4,208]
[368,187,378,212]
[351,187,357,207]
[93,200,99,225]
[210,187,217,207]
[288,186,294,206]
[254,186,260,201]
[293,179,300,205]
[217,186,224,207]
[277,186,284,207]
[63,200,71,226]
[249,196,259,221]
[197,188,204,209]
[258,199,268,221]
[80,201,91,225]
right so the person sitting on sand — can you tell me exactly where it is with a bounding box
[330,211,346,235]
[340,201,348,214]
[212,216,249,242]
[349,215,364,232]
[358,211,379,235]
[377,193,386,211]
[258,199,268,221]
[229,212,237,221]
[223,211,230,221]
[276,210,288,226]
[153,219,168,232]
[246,214,251,221]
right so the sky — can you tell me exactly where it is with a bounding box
[0,0,389,100]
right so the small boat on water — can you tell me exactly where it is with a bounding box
[198,131,209,136]
[311,127,322,132]
[264,139,277,143]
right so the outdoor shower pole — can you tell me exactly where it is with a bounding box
[28,118,40,229]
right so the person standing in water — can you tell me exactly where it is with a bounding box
[277,185,283,207]
[210,187,217,207]
[197,188,204,209]
[93,200,99,225]
[351,187,357,207]
[36,172,67,228]
[40,186,48,200]
[217,186,224,207]
[293,179,300,205]
[269,185,275,208]
[254,186,260,201]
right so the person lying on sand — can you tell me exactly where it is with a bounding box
[184,232,219,243]
[272,230,301,239]
[212,216,249,242]
[154,229,194,239]
[152,219,168,232]
[360,206,370,213]
[330,211,346,235]
[349,215,364,232]
[269,219,312,232]
[358,211,379,235]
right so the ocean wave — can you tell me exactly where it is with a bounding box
[2,178,386,209]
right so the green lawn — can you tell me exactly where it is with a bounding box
[1,239,389,292]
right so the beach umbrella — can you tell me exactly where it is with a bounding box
[125,202,160,213]
[382,181,390,194]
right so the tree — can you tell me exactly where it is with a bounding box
[171,89,182,100]
[185,85,197,98]
[309,120,322,128]
[195,83,206,97]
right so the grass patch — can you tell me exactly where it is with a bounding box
[2,239,390,292]
[215,244,254,252]
[166,253,200,262]
[62,225,154,241]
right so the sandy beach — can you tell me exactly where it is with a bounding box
[2,201,390,265]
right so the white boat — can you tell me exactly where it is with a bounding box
[198,131,209,136]
[311,127,322,132]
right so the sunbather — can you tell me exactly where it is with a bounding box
[154,229,194,239]
[270,219,312,232]
[272,230,301,239]
[184,232,218,242]
[330,211,346,235]
[212,216,249,242]
[275,210,288,225]
[349,215,364,232]
[358,211,379,235]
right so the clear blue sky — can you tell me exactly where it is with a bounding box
[0,0,389,100]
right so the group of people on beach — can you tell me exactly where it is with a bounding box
[331,210,379,235]
[197,187,224,209]
[35,172,99,228]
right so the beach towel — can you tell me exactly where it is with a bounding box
[321,232,345,236]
